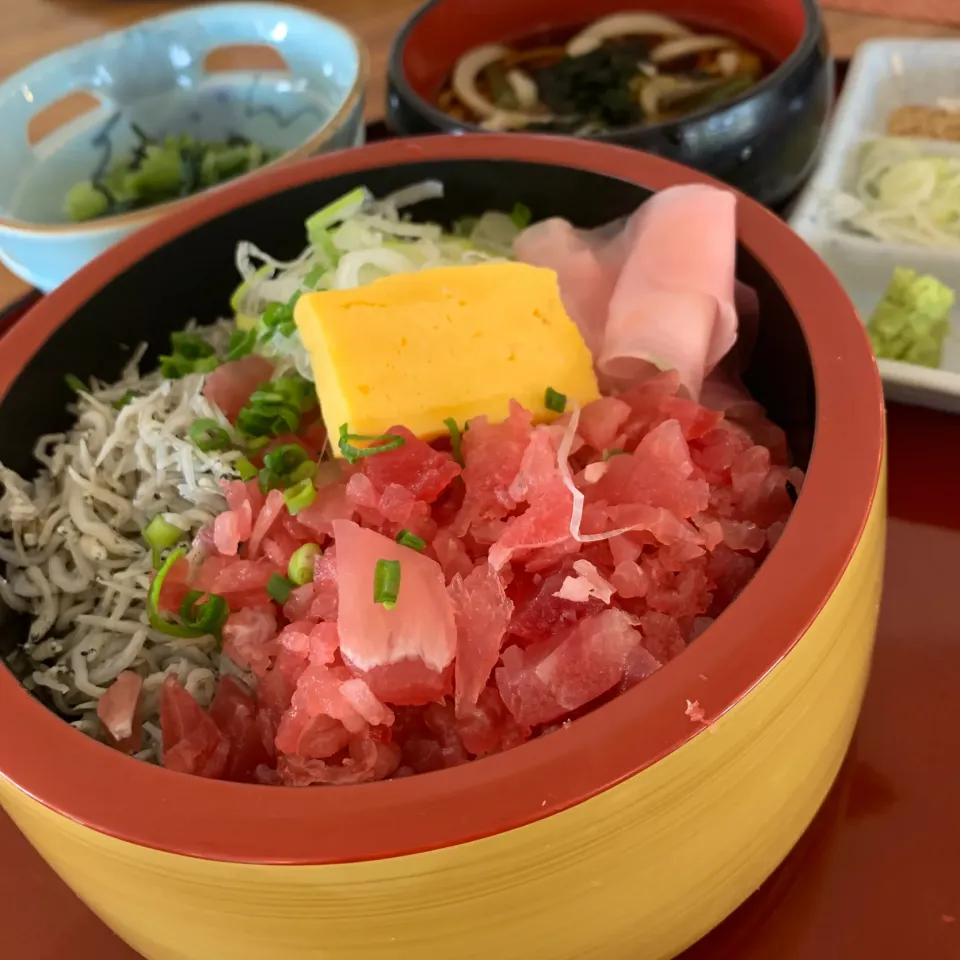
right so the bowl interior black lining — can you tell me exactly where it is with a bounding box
[0,160,815,668]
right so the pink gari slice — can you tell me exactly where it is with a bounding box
[160,675,230,779]
[96,670,142,749]
[362,425,461,502]
[202,355,274,422]
[514,185,740,401]
[601,185,738,399]
[448,562,513,715]
[333,519,457,680]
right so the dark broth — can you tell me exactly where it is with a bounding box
[437,16,773,134]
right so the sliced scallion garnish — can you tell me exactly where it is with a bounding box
[283,477,316,515]
[267,572,294,604]
[338,424,406,463]
[226,327,256,362]
[235,456,258,481]
[395,529,426,551]
[511,202,532,229]
[179,589,229,637]
[373,558,401,609]
[288,543,322,585]
[264,444,308,477]
[113,389,137,410]
[143,514,184,550]
[545,386,567,414]
[189,418,232,452]
[147,549,221,639]
[65,374,88,394]
[443,417,463,466]
[305,186,370,240]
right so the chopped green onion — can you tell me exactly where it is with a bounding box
[264,444,308,477]
[148,549,207,638]
[151,546,162,570]
[373,558,401,609]
[226,327,256,362]
[245,436,271,453]
[304,264,327,288]
[338,424,406,463]
[288,460,317,485]
[113,389,137,409]
[236,375,316,439]
[262,302,290,328]
[179,589,229,637]
[277,320,296,338]
[143,514,184,550]
[603,448,626,461]
[258,467,282,494]
[170,332,215,360]
[395,529,426,551]
[283,477,316,515]
[192,355,219,374]
[545,386,567,413]
[511,202,532,229]
[235,456,258,481]
[288,543,322,585]
[189,418,232,452]
[305,186,370,240]
[65,373,88,394]
[443,417,463,465]
[159,354,197,379]
[267,572,294,604]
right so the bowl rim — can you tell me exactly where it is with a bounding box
[386,0,824,141]
[0,134,884,865]
[0,1,370,237]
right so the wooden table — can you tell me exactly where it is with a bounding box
[2,2,960,309]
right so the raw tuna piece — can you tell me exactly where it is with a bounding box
[453,685,531,756]
[278,738,402,786]
[495,640,565,727]
[214,499,252,556]
[222,605,278,677]
[157,555,191,613]
[354,659,453,706]
[362,425,461,502]
[487,480,577,571]
[193,556,284,602]
[590,419,709,518]
[97,670,142,752]
[454,401,533,534]
[289,663,376,734]
[275,709,351,760]
[160,675,229,778]
[642,554,713,619]
[249,489,285,558]
[577,396,631,451]
[507,568,605,645]
[333,519,456,677]
[296,480,356,539]
[432,527,474,582]
[208,676,270,782]
[448,562,513,714]
[535,609,644,712]
[609,560,649,599]
[706,544,757,610]
[621,643,662,692]
[636,611,686,662]
[202,355,274,422]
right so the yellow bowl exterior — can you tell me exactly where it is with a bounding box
[0,466,886,960]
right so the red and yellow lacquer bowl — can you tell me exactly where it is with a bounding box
[0,136,884,960]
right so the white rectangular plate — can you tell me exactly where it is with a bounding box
[790,38,960,414]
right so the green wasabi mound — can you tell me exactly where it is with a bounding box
[866,267,955,368]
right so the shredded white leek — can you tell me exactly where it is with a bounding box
[829,139,960,248]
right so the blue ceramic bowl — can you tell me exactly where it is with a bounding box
[0,2,368,292]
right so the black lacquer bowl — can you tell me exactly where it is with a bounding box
[386,0,832,209]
